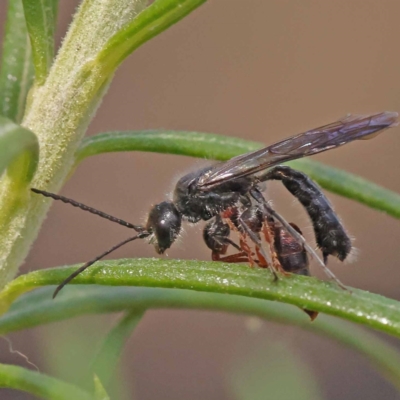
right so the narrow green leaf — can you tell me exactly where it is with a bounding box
[2,285,400,391]
[22,0,59,85]
[96,0,207,74]
[1,259,400,339]
[0,0,34,122]
[91,310,144,388]
[0,116,38,180]
[75,130,261,163]
[93,375,111,400]
[0,362,93,400]
[75,130,400,219]
[0,116,39,228]
[289,158,400,219]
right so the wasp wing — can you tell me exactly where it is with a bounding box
[197,112,397,190]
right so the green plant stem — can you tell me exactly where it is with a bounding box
[0,0,146,288]
[1,259,400,338]
[0,0,207,288]
[76,130,400,219]
[0,0,34,122]
[0,363,93,400]
[3,285,400,391]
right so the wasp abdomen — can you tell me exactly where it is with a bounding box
[264,166,352,263]
[272,222,310,276]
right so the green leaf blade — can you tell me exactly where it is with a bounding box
[93,375,111,400]
[2,285,400,391]
[76,130,400,219]
[2,259,400,338]
[289,158,400,219]
[21,0,59,85]
[0,363,92,400]
[0,116,39,180]
[0,117,39,286]
[91,310,144,388]
[76,130,261,163]
[0,0,34,122]
[97,0,207,73]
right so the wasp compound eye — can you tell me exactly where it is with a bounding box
[146,201,182,254]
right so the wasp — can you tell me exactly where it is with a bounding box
[32,111,398,299]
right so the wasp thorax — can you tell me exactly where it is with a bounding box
[146,201,182,254]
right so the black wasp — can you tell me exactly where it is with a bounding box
[32,111,398,299]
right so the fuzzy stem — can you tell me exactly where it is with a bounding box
[0,0,148,287]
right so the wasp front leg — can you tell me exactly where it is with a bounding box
[203,215,250,263]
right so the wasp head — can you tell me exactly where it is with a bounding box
[146,201,182,254]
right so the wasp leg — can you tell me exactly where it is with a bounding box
[236,211,279,280]
[250,188,347,290]
[269,218,318,320]
[203,215,256,265]
[212,251,251,263]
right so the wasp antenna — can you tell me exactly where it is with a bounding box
[31,188,144,232]
[53,232,150,298]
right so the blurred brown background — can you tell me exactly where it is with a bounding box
[2,0,400,399]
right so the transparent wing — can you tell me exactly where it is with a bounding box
[197,112,398,190]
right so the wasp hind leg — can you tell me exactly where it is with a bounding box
[270,218,319,321]
[250,187,347,290]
